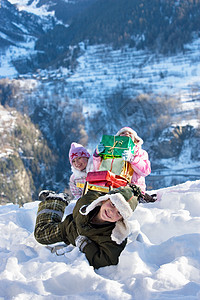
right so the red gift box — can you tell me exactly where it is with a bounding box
[86,171,128,188]
[86,171,115,182]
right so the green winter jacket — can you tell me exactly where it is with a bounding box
[59,190,127,269]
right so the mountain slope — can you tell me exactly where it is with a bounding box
[34,0,200,68]
[0,0,199,203]
[0,0,54,46]
[0,0,57,74]
[0,102,58,205]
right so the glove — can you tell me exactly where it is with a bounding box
[128,183,143,198]
[142,193,157,203]
[96,143,105,154]
[75,235,91,252]
[39,190,71,205]
[122,149,133,162]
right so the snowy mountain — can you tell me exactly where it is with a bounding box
[0,0,199,204]
[1,40,199,195]
[0,180,200,299]
[0,0,56,75]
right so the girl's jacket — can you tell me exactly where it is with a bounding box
[69,156,94,200]
[93,145,151,194]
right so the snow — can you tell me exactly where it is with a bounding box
[0,42,37,78]
[0,107,16,126]
[0,180,200,299]
[67,38,200,104]
[8,0,55,16]
[59,39,200,128]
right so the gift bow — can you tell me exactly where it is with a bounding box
[105,138,125,155]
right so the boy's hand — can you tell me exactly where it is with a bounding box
[75,235,91,252]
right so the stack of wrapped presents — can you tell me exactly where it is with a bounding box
[85,135,135,191]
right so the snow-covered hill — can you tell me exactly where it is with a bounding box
[0,39,200,192]
[64,39,200,123]
[0,0,199,197]
[8,0,55,16]
[0,0,56,75]
[0,180,200,299]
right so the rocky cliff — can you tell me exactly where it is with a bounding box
[0,104,58,205]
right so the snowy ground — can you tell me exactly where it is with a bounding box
[0,180,200,300]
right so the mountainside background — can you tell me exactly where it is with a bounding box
[0,0,200,205]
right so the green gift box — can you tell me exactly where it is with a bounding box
[99,158,134,182]
[98,135,135,159]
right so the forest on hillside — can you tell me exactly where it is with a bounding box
[35,0,200,68]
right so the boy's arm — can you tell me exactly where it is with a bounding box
[76,237,127,269]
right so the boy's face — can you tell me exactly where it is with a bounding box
[99,199,122,223]
[72,157,88,171]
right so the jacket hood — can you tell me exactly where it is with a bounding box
[79,187,139,244]
[116,127,143,146]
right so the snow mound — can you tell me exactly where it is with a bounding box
[0,180,200,299]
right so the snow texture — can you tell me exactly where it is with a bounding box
[0,180,200,299]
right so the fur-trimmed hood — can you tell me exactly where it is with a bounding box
[116,127,143,146]
[79,187,139,244]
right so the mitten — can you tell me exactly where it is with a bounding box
[122,149,133,162]
[39,190,71,205]
[96,143,105,154]
[128,183,143,198]
[142,193,157,203]
[75,235,91,252]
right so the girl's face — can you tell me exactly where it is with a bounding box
[98,199,122,223]
[119,131,132,138]
[72,157,88,171]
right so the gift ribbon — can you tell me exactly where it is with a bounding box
[105,137,125,156]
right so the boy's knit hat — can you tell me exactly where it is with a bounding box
[81,185,139,220]
[69,142,90,165]
[108,185,140,219]
[116,127,143,145]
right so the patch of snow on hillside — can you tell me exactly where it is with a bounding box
[0,107,17,157]
[64,39,200,128]
[0,40,37,78]
[0,107,16,128]
[8,0,55,16]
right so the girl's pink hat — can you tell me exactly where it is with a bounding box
[69,142,90,165]
[116,127,143,145]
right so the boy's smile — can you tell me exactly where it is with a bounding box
[98,199,122,223]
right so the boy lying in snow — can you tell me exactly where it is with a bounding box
[34,185,142,269]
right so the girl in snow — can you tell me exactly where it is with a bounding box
[34,184,141,269]
[69,142,93,200]
[93,126,155,202]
